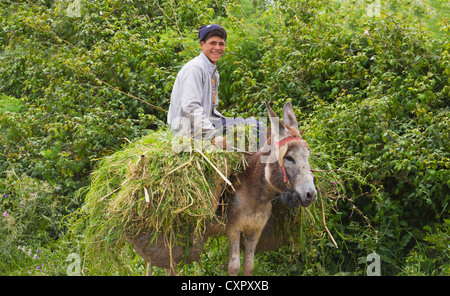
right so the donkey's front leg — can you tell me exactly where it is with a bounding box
[242,231,261,276]
[227,229,241,276]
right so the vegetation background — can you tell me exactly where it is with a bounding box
[0,0,449,275]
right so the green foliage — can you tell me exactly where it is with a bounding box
[0,0,449,275]
[0,171,62,244]
[0,170,79,274]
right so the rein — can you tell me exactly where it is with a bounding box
[274,136,301,185]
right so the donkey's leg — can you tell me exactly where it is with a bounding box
[227,229,241,276]
[145,262,152,276]
[242,231,262,276]
[165,268,177,276]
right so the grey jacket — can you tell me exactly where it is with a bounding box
[167,52,224,137]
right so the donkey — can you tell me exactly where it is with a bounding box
[130,101,317,275]
[226,101,317,275]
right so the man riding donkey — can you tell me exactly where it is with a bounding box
[161,25,317,276]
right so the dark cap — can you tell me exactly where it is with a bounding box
[198,24,227,42]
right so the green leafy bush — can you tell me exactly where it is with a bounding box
[0,171,65,273]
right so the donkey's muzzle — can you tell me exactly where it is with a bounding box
[299,188,317,207]
[278,188,316,208]
[278,190,300,208]
[287,185,317,208]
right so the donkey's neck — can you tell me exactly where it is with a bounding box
[243,144,287,202]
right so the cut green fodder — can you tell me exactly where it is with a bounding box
[83,127,246,271]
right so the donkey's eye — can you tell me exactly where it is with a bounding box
[284,156,295,163]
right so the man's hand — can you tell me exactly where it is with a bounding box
[212,135,228,150]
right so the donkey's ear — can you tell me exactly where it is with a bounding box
[265,100,286,141]
[265,100,278,120]
[282,101,299,132]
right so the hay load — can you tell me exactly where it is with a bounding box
[83,127,246,270]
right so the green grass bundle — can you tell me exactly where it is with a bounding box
[82,126,245,271]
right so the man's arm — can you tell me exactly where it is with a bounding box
[177,65,219,138]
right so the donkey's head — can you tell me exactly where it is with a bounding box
[265,101,317,207]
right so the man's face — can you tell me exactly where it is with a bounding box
[200,36,225,65]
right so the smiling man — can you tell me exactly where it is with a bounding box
[167,24,228,147]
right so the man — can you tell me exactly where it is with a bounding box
[167,24,227,148]
[168,24,266,150]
